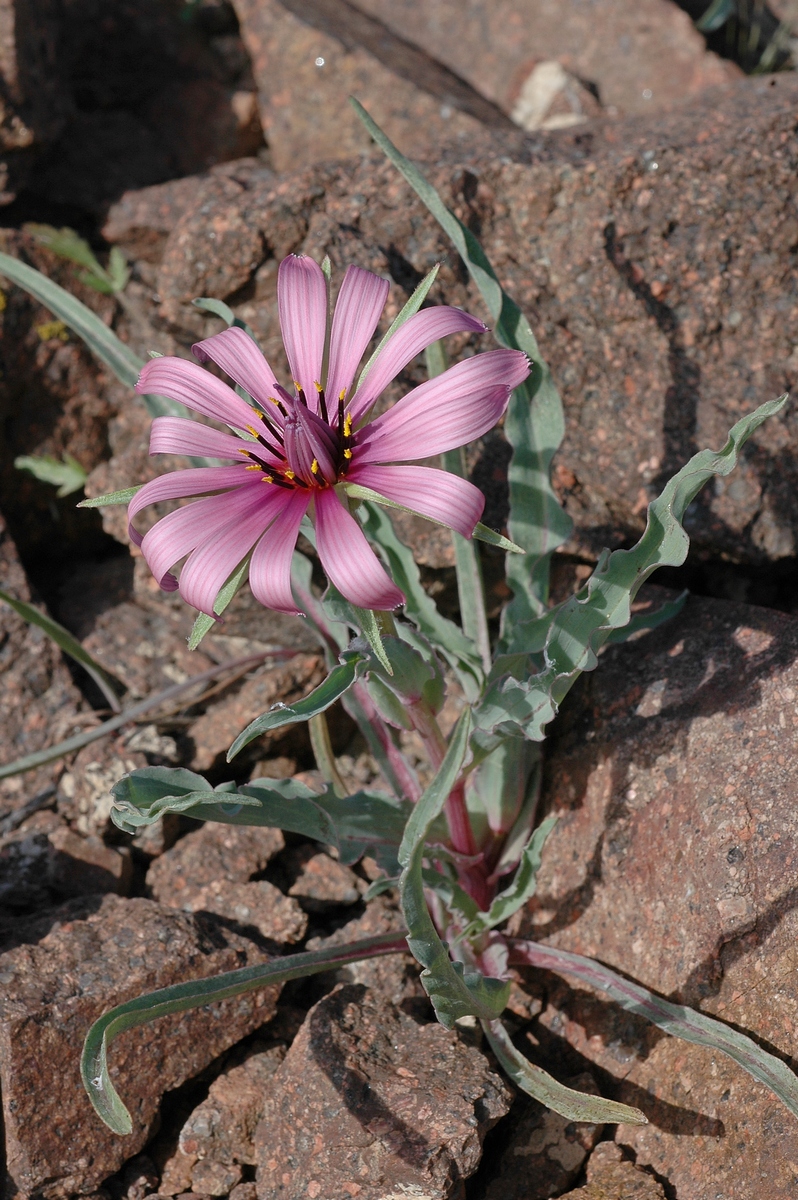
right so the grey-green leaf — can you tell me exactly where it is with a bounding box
[465,815,557,938]
[14,452,87,497]
[227,655,365,760]
[483,1017,647,1124]
[77,484,143,508]
[513,938,798,1123]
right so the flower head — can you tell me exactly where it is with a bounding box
[129,256,529,616]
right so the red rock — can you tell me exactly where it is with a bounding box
[0,894,281,1199]
[162,878,308,944]
[560,1141,666,1198]
[512,593,798,1198]
[285,844,363,911]
[471,1072,603,1200]
[306,894,421,1007]
[254,984,513,1200]
[46,824,133,897]
[148,821,285,893]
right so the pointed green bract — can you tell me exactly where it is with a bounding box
[188,556,251,649]
[77,484,143,508]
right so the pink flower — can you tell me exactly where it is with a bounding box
[129,256,529,615]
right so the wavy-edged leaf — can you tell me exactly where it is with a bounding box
[82,930,408,1133]
[483,1017,647,1125]
[15,452,87,497]
[0,587,121,712]
[465,815,557,938]
[475,396,788,743]
[227,653,365,760]
[511,938,798,1123]
[358,500,483,701]
[604,589,688,645]
[350,100,571,631]
[398,710,511,1026]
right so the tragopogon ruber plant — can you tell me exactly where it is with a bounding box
[0,103,792,1138]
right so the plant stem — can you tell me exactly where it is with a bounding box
[309,711,348,798]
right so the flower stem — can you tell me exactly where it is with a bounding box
[308,711,348,798]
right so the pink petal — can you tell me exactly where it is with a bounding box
[192,327,283,411]
[277,255,327,405]
[354,349,529,464]
[314,488,404,611]
[326,266,389,407]
[140,483,264,590]
[128,465,253,548]
[149,416,256,461]
[249,489,311,615]
[348,306,488,423]
[347,464,485,537]
[138,358,258,432]
[178,486,289,616]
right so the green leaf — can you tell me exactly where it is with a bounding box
[350,99,571,630]
[227,654,365,760]
[107,246,131,293]
[188,556,250,650]
[0,587,121,712]
[513,939,798,1123]
[25,223,104,273]
[358,500,484,701]
[192,297,257,341]
[465,815,557,938]
[77,484,143,508]
[82,931,408,1134]
[483,1017,647,1125]
[472,523,524,554]
[604,589,688,645]
[399,710,511,1027]
[14,452,87,497]
[475,396,789,743]
[356,262,440,392]
[696,0,737,31]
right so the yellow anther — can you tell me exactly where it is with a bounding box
[339,389,347,402]
[245,464,261,471]
[293,380,301,391]
[262,475,273,483]
[314,381,323,392]
[343,414,352,437]
[246,425,260,438]
[240,448,251,456]
[343,448,352,460]
[269,396,281,407]
[310,459,319,475]
[284,469,295,480]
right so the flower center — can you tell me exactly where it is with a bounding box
[239,383,354,489]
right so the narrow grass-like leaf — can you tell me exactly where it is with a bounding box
[77,484,143,508]
[0,588,121,712]
[464,815,557,938]
[227,654,364,760]
[350,99,571,631]
[398,710,511,1026]
[358,500,483,701]
[14,453,87,497]
[356,262,440,391]
[472,523,524,553]
[483,1017,647,1125]
[82,931,408,1134]
[188,556,250,650]
[475,397,788,743]
[511,938,798,1122]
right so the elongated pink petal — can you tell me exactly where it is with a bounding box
[192,327,283,411]
[178,487,289,615]
[128,465,253,547]
[140,484,264,590]
[347,464,485,537]
[277,255,327,405]
[138,358,257,432]
[249,489,311,614]
[348,306,488,423]
[326,266,389,406]
[149,416,255,461]
[354,349,528,463]
[314,488,404,610]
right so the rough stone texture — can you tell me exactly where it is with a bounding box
[254,984,513,1200]
[97,75,798,573]
[161,878,307,944]
[148,821,285,894]
[0,512,86,809]
[354,0,740,118]
[160,1045,284,1194]
[559,1142,666,1199]
[306,894,421,1007]
[285,845,363,911]
[186,652,324,770]
[471,1071,603,1200]
[0,894,281,1200]
[512,593,798,1198]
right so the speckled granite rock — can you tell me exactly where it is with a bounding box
[254,984,513,1199]
[512,593,798,1199]
[0,894,281,1199]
